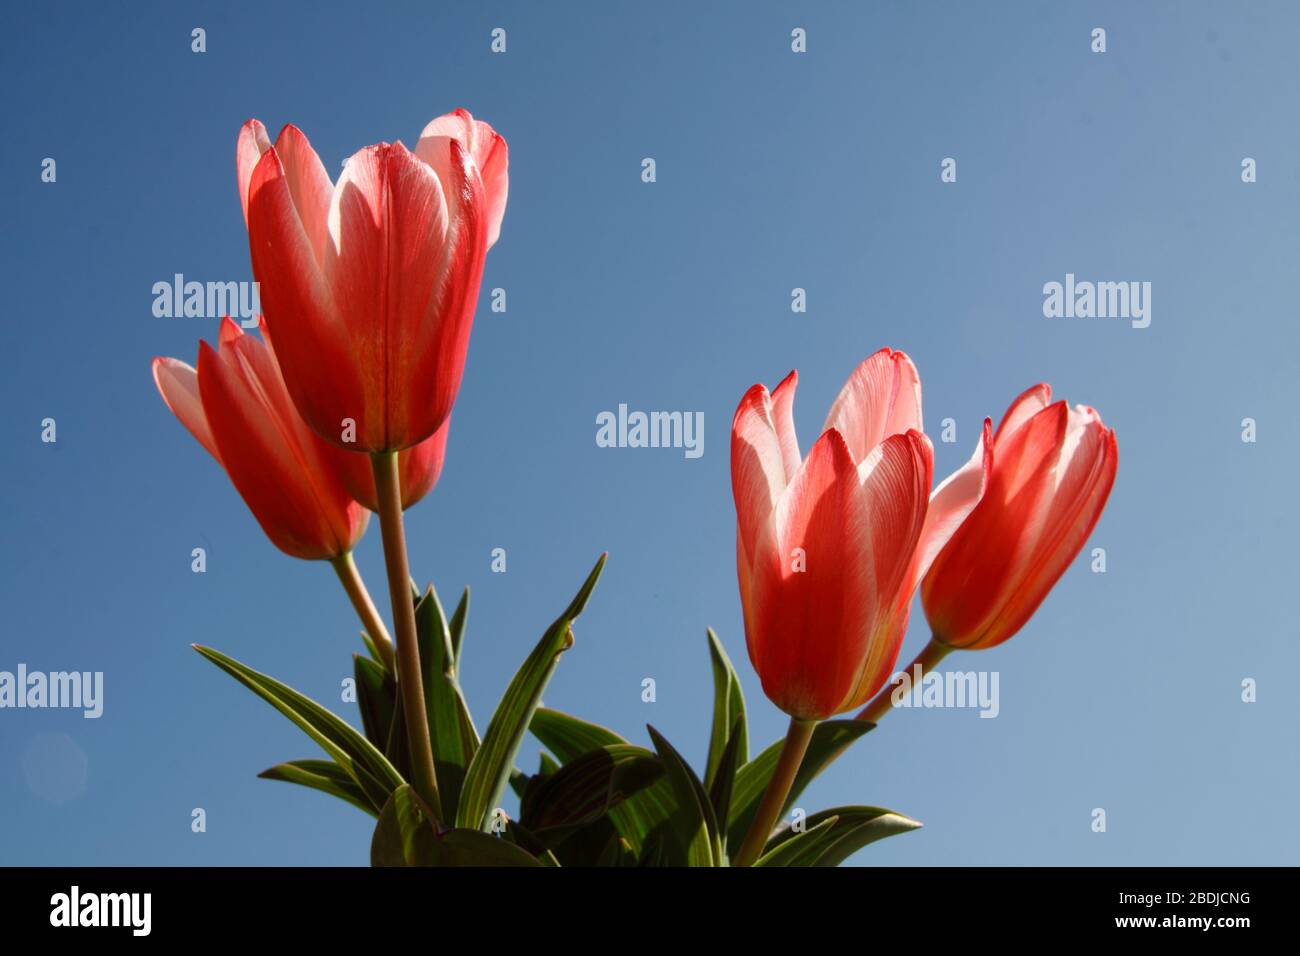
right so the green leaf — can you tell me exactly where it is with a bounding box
[538,751,560,777]
[725,719,873,852]
[448,587,469,671]
[704,629,748,790]
[259,759,377,816]
[753,815,842,867]
[424,828,545,867]
[645,725,718,867]
[508,768,531,800]
[519,744,663,833]
[708,713,746,851]
[504,821,562,867]
[531,708,678,861]
[371,784,439,866]
[353,655,394,751]
[596,834,638,867]
[372,785,545,867]
[414,584,479,818]
[761,806,922,866]
[383,683,411,782]
[531,707,627,760]
[193,645,405,810]
[455,554,606,830]
[357,629,385,669]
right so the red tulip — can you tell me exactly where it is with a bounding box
[152,317,369,560]
[921,384,1118,650]
[731,349,993,721]
[236,109,507,453]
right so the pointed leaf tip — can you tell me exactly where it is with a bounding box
[561,553,607,621]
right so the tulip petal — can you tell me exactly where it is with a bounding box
[995,382,1052,447]
[325,139,487,450]
[198,335,366,560]
[914,417,992,581]
[770,370,801,483]
[152,356,220,462]
[236,119,272,227]
[822,348,923,465]
[217,314,244,348]
[248,144,362,448]
[341,414,451,512]
[404,137,489,450]
[416,108,508,249]
[381,142,459,448]
[274,124,335,268]
[745,427,931,719]
[978,410,1117,646]
[748,427,866,719]
[836,429,934,711]
[923,401,1070,647]
[731,382,789,570]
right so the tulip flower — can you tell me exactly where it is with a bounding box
[152,318,394,670]
[857,383,1116,726]
[236,110,508,819]
[730,349,1002,865]
[153,317,368,560]
[920,384,1118,650]
[236,109,506,454]
[733,348,987,721]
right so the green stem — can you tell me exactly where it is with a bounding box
[732,717,817,867]
[856,638,952,725]
[370,450,442,820]
[330,552,396,673]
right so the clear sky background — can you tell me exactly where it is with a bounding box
[2,0,1297,866]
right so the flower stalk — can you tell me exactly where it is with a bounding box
[330,552,396,673]
[857,638,952,725]
[370,450,442,820]
[732,717,817,867]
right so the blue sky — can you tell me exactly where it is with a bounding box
[2,0,1297,865]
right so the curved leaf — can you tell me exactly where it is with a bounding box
[353,655,394,751]
[372,785,545,867]
[371,784,439,866]
[754,815,841,867]
[520,744,664,833]
[646,725,718,867]
[415,584,479,818]
[425,828,545,867]
[448,587,470,671]
[708,713,746,850]
[260,759,377,817]
[704,629,748,790]
[765,805,923,866]
[531,707,628,760]
[530,708,678,861]
[194,645,405,807]
[455,555,606,830]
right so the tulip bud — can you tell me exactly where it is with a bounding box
[732,350,951,720]
[152,318,368,560]
[921,384,1118,650]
